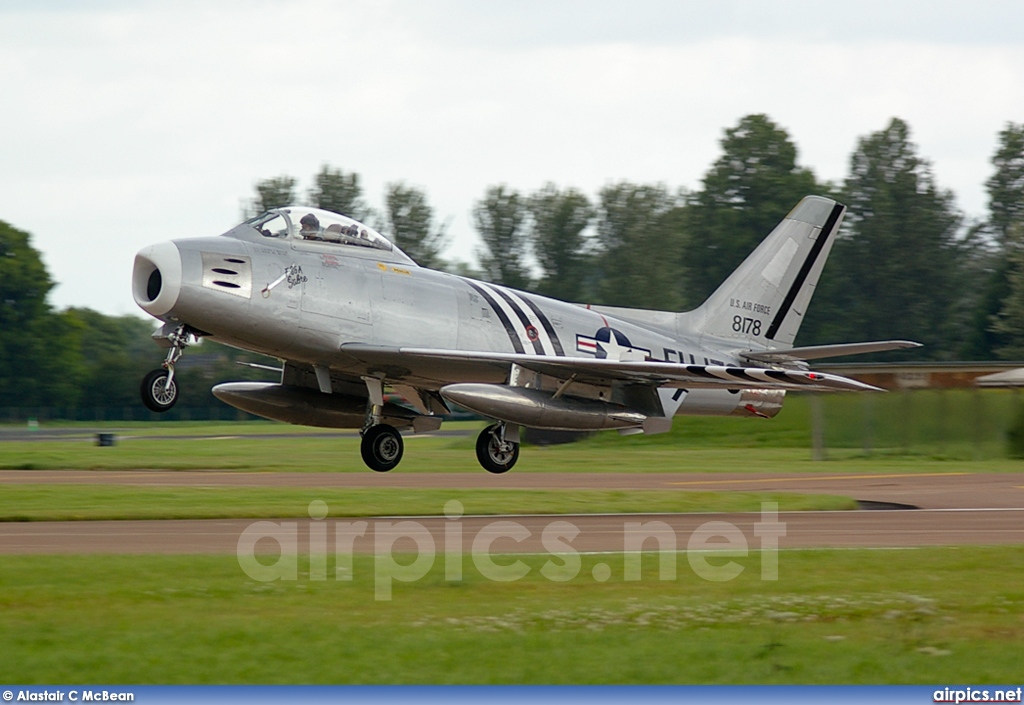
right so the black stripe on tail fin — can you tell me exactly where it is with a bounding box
[766,201,844,341]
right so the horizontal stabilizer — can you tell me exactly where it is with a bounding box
[976,369,1024,388]
[742,340,921,364]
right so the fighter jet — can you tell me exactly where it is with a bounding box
[132,196,918,473]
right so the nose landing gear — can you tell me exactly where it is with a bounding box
[140,324,193,413]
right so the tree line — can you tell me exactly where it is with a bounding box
[1,114,1022,414]
[252,115,1024,362]
[0,222,272,417]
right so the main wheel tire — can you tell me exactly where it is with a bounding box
[141,369,178,412]
[476,424,519,474]
[361,424,404,472]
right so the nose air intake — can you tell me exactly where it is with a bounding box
[132,241,182,317]
[146,269,162,301]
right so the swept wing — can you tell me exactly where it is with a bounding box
[338,343,883,393]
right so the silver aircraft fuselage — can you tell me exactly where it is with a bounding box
[134,210,783,420]
[132,200,913,472]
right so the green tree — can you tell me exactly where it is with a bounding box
[987,123,1024,245]
[309,165,371,221]
[248,175,297,216]
[0,221,51,328]
[993,223,1024,359]
[0,220,85,409]
[814,118,966,357]
[382,182,449,268]
[63,309,158,410]
[594,182,687,310]
[964,123,1024,359]
[473,185,531,289]
[686,114,819,304]
[527,183,594,302]
[956,237,1009,360]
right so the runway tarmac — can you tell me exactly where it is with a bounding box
[1,509,1022,555]
[1,470,1022,555]
[3,469,1023,508]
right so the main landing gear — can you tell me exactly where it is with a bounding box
[359,421,520,474]
[361,424,404,472]
[476,422,520,474]
[358,375,518,473]
[360,421,519,474]
[140,324,193,413]
[359,375,404,472]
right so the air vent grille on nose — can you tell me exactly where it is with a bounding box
[201,252,252,299]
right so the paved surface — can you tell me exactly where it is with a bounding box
[1,470,1022,555]
[3,470,1024,509]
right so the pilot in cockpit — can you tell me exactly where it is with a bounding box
[300,213,321,240]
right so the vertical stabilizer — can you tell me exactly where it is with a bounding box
[679,195,845,349]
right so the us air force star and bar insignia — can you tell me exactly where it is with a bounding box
[576,327,651,362]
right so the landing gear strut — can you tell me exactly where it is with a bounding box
[140,325,192,413]
[476,423,520,474]
[359,375,404,472]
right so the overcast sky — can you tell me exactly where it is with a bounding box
[2,0,1023,316]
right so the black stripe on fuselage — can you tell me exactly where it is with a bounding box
[518,294,566,357]
[466,281,525,354]
[766,202,845,341]
[490,287,546,355]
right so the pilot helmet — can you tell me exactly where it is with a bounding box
[300,213,320,229]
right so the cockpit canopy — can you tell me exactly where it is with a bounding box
[244,207,412,261]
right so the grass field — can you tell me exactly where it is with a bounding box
[5,437,1024,474]
[0,485,855,521]
[1,547,1022,684]
[2,390,1022,473]
[1,390,1022,684]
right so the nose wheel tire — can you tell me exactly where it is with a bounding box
[476,424,520,474]
[141,369,178,412]
[361,424,404,472]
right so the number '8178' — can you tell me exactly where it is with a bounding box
[732,316,761,336]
